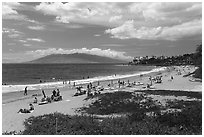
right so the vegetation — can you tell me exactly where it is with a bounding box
[79,91,160,115]
[194,44,202,78]
[135,90,202,99]
[129,53,195,66]
[129,44,202,79]
[3,90,201,135]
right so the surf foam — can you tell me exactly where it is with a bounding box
[2,67,167,93]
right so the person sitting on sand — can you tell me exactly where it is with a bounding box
[52,90,56,97]
[56,89,60,96]
[147,84,150,89]
[29,103,34,111]
[33,97,38,103]
[18,104,34,113]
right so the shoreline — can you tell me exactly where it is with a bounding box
[2,66,166,94]
[2,65,202,132]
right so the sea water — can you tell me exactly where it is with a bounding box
[2,63,166,93]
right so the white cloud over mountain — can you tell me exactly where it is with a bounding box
[27,48,132,61]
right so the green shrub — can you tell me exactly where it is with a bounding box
[79,91,160,115]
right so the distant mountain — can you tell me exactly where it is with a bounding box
[27,53,128,64]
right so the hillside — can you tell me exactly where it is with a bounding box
[27,53,128,64]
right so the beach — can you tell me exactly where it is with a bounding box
[2,65,202,133]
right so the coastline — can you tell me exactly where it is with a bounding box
[2,66,165,94]
[2,65,202,133]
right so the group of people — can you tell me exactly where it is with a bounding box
[18,88,63,114]
[149,75,163,84]
[74,82,104,97]
[51,89,62,101]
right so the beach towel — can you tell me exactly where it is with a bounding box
[38,101,48,105]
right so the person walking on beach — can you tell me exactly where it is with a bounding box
[24,86,28,96]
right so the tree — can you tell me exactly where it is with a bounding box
[194,44,202,79]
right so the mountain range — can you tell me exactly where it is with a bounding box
[27,53,128,64]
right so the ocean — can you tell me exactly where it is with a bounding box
[2,63,155,85]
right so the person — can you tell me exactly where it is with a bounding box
[56,89,60,96]
[147,84,150,89]
[24,86,28,96]
[149,76,152,86]
[89,82,92,89]
[52,89,56,97]
[42,90,46,98]
[33,97,38,103]
[18,103,34,113]
[29,103,34,111]
[87,84,90,89]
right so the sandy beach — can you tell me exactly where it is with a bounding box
[2,65,202,133]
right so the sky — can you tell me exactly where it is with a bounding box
[2,2,202,63]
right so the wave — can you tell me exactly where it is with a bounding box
[2,67,167,93]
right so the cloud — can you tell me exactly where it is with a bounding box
[35,2,123,27]
[23,44,32,47]
[3,28,24,38]
[2,2,20,15]
[27,25,45,30]
[100,44,124,47]
[26,48,132,61]
[2,2,40,23]
[94,34,101,37]
[109,15,122,22]
[35,2,201,41]
[65,24,84,29]
[19,40,27,43]
[8,34,21,38]
[8,43,16,46]
[3,2,25,20]
[3,28,22,34]
[105,19,202,41]
[27,38,45,42]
